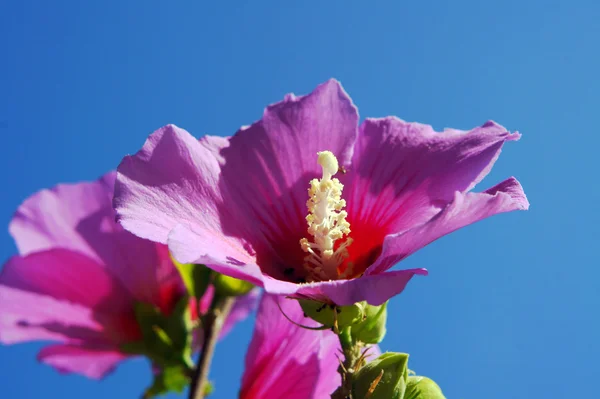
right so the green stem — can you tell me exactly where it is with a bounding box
[332,326,363,399]
[188,295,234,399]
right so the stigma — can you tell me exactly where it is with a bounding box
[299,151,353,281]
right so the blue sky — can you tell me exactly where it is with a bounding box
[0,0,597,398]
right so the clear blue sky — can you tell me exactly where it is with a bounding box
[1,1,597,398]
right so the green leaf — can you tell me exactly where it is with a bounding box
[404,376,446,399]
[143,366,190,398]
[171,256,212,299]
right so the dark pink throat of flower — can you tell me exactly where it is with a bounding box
[238,151,389,284]
[269,151,387,284]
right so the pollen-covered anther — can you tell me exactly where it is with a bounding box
[299,151,353,281]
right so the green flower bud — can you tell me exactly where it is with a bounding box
[352,352,409,399]
[404,376,446,399]
[351,301,387,344]
[213,273,254,296]
[298,299,366,328]
[170,256,211,299]
[120,298,193,370]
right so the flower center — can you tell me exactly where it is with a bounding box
[299,151,353,281]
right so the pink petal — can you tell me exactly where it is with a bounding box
[0,284,104,344]
[103,233,184,315]
[0,250,132,311]
[368,177,529,275]
[345,118,521,236]
[166,224,262,284]
[114,125,259,279]
[240,294,341,399]
[262,268,428,306]
[8,172,181,309]
[217,79,358,279]
[37,344,126,379]
[9,171,116,260]
[0,250,139,344]
[115,124,226,245]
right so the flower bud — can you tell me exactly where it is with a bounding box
[122,297,193,369]
[170,256,211,299]
[351,301,387,344]
[404,376,446,399]
[352,352,409,399]
[213,273,254,296]
[298,299,366,328]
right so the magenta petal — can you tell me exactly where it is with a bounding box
[37,344,126,379]
[9,172,115,259]
[114,124,226,245]
[261,268,427,306]
[216,80,358,277]
[0,284,103,345]
[240,294,341,399]
[102,234,184,313]
[368,177,529,274]
[0,250,140,347]
[115,125,259,280]
[0,250,132,311]
[167,224,263,286]
[8,172,180,306]
[218,81,357,278]
[345,118,521,234]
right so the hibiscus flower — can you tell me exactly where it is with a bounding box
[0,172,255,379]
[114,79,528,306]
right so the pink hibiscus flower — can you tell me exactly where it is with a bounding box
[0,172,255,379]
[114,79,528,306]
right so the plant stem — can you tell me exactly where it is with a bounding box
[331,326,362,399]
[188,295,234,399]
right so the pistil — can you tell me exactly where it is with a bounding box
[300,151,353,281]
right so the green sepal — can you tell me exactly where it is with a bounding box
[171,256,212,299]
[213,273,254,297]
[404,376,446,399]
[143,365,191,398]
[351,301,387,344]
[298,299,366,328]
[121,296,194,371]
[352,352,409,399]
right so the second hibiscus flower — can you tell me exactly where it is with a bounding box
[114,79,528,306]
